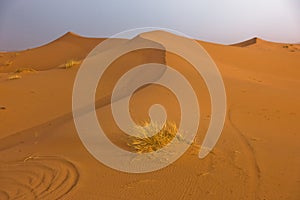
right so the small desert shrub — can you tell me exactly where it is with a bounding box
[64,60,80,69]
[7,74,21,80]
[127,121,186,153]
[283,45,289,48]
[14,67,37,73]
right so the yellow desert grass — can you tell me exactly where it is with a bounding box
[127,121,186,153]
[7,74,21,80]
[14,67,37,73]
[63,59,81,69]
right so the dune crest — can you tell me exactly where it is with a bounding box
[232,37,300,52]
[0,32,105,73]
[232,37,262,47]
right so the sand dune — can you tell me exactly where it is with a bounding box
[232,37,267,47]
[0,32,105,72]
[0,31,299,199]
[232,37,300,52]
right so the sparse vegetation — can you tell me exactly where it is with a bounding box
[7,74,21,80]
[14,67,37,73]
[283,45,289,48]
[63,59,81,69]
[127,121,186,153]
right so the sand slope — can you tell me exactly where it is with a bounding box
[0,31,299,199]
[0,32,105,72]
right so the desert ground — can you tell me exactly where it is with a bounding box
[0,31,299,199]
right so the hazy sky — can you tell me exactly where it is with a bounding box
[0,0,299,51]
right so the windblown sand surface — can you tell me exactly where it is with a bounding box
[0,31,299,199]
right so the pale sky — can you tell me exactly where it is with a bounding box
[0,0,299,51]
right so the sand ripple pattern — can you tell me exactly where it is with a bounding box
[0,156,79,200]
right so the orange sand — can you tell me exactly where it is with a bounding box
[0,31,299,199]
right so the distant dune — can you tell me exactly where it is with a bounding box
[1,32,299,73]
[231,37,300,52]
[0,31,299,200]
[0,32,105,72]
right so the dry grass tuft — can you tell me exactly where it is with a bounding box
[14,67,37,73]
[63,60,81,69]
[7,74,21,80]
[127,121,185,154]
